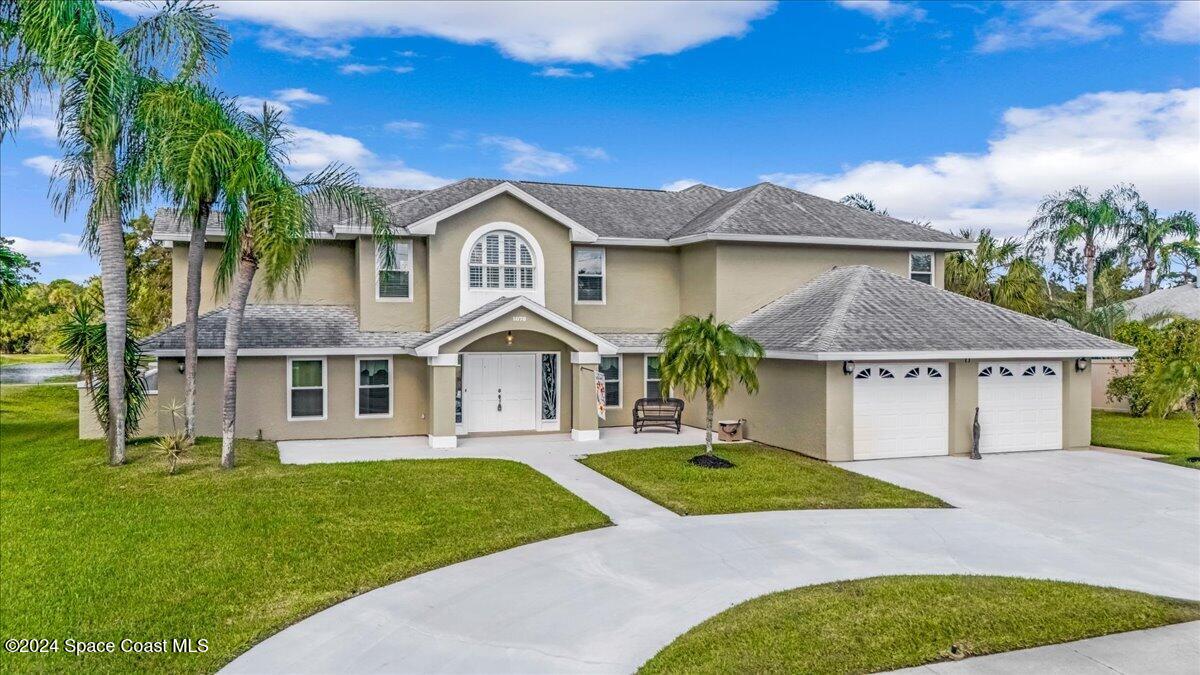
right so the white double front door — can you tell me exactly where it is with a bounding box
[462,353,537,433]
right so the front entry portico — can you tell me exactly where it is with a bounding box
[415,296,619,448]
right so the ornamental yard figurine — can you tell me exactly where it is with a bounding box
[970,407,982,460]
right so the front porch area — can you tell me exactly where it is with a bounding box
[278,425,712,465]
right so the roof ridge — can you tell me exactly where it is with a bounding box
[811,266,868,351]
[671,183,766,237]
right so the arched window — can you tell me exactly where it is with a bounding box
[468,231,534,290]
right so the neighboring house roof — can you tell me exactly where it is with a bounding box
[143,305,427,354]
[152,179,973,249]
[733,266,1135,359]
[1123,283,1200,320]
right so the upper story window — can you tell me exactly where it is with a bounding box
[468,231,534,290]
[574,247,605,303]
[909,251,933,285]
[376,240,412,301]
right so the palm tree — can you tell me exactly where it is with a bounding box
[1116,190,1198,294]
[1161,238,1200,286]
[134,81,248,441]
[657,315,764,459]
[840,193,885,214]
[945,228,1047,317]
[2,0,226,464]
[213,104,395,469]
[1147,340,1200,455]
[1027,186,1120,311]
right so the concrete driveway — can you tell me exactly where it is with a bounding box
[225,449,1199,674]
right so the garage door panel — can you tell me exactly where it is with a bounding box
[978,361,1062,453]
[853,362,949,460]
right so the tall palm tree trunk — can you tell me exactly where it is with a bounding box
[183,203,211,441]
[220,251,256,469]
[704,386,714,456]
[94,150,127,466]
[1084,239,1096,311]
[1143,255,1156,295]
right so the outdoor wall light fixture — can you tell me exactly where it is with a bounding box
[842,360,854,375]
[506,330,514,346]
[1075,357,1089,372]
[176,359,184,373]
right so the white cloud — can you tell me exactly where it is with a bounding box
[167,0,775,68]
[762,88,1200,236]
[536,66,594,78]
[258,32,352,59]
[662,179,704,191]
[1152,0,1200,43]
[22,155,59,177]
[236,95,292,116]
[272,88,329,105]
[976,1,1127,53]
[338,63,414,75]
[284,125,451,189]
[8,234,80,257]
[836,1,926,22]
[853,37,890,53]
[384,120,428,137]
[480,135,576,177]
[571,146,610,161]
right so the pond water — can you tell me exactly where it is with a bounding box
[0,362,79,384]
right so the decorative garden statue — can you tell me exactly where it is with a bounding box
[970,407,982,460]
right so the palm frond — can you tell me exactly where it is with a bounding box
[116,0,229,82]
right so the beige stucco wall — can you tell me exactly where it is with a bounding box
[154,354,428,440]
[1091,359,1132,412]
[710,243,944,323]
[572,247,681,332]
[442,309,596,355]
[356,236,430,332]
[78,388,158,439]
[170,241,357,324]
[678,242,717,318]
[948,361,980,455]
[426,194,574,330]
[599,353,641,428]
[1063,360,1092,450]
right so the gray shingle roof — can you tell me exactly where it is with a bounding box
[152,178,972,247]
[142,305,426,352]
[415,297,515,346]
[597,333,662,348]
[734,266,1133,355]
[1123,283,1200,320]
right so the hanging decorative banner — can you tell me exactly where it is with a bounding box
[594,368,606,420]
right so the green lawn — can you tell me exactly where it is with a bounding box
[640,575,1200,675]
[1093,410,1199,469]
[0,352,67,365]
[578,443,947,514]
[0,385,608,673]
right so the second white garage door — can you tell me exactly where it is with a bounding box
[852,362,949,460]
[977,361,1062,453]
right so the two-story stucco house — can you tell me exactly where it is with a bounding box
[138,179,1132,460]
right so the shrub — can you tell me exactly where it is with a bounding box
[1109,319,1200,416]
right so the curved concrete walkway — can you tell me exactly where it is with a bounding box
[226,446,1200,674]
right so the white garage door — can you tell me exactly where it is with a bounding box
[977,361,1062,453]
[852,362,949,460]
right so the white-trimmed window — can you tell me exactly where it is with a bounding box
[909,251,933,285]
[599,355,621,408]
[287,357,327,421]
[574,247,605,303]
[645,355,667,399]
[468,231,534,290]
[376,240,412,301]
[355,356,391,418]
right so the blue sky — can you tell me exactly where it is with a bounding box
[2,0,1198,281]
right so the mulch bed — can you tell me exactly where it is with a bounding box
[688,454,736,469]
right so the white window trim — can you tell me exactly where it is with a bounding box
[601,354,622,409]
[459,222,546,315]
[354,355,393,419]
[287,356,328,422]
[645,354,669,399]
[909,251,934,285]
[375,239,414,303]
[574,246,606,305]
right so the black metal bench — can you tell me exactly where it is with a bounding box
[633,397,684,433]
